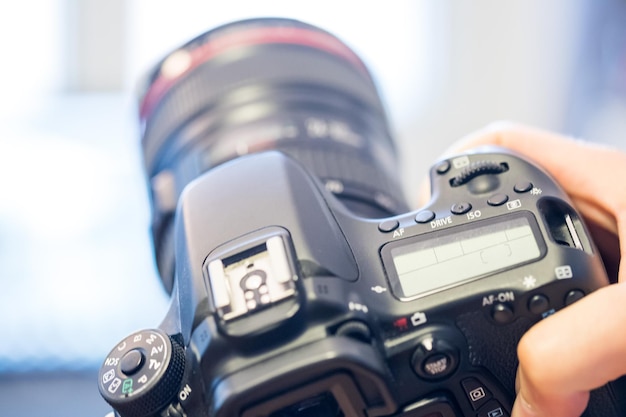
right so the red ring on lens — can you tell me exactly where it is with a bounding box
[140,25,369,122]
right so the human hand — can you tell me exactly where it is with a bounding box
[429,122,626,417]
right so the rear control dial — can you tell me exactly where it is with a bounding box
[98,329,185,417]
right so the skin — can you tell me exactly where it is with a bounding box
[420,122,626,417]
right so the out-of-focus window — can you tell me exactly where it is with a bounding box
[1,0,625,381]
[0,0,429,373]
[2,1,626,416]
[0,0,166,373]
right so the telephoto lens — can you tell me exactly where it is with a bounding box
[139,18,408,292]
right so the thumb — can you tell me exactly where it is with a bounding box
[511,283,626,417]
[512,372,589,417]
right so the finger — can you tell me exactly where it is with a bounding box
[512,283,626,417]
[445,122,624,234]
[512,371,589,417]
[416,176,431,208]
[440,122,626,280]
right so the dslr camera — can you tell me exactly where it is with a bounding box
[98,18,626,417]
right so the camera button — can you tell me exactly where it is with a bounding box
[412,337,459,380]
[378,219,400,232]
[451,202,472,215]
[120,349,145,376]
[436,160,451,174]
[461,377,493,410]
[487,193,509,207]
[514,181,533,193]
[565,289,585,306]
[528,294,550,315]
[477,399,509,417]
[415,210,435,224]
[421,353,454,378]
[491,303,514,324]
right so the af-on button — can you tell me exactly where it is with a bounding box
[491,303,514,324]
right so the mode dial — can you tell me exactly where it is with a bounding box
[98,329,185,417]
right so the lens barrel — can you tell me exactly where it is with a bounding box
[140,18,407,291]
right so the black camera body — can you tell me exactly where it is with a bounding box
[100,148,623,417]
[98,18,626,417]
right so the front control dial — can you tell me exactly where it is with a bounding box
[98,329,185,417]
[450,160,508,189]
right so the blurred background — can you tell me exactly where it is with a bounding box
[0,0,624,416]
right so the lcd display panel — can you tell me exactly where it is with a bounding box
[384,213,543,299]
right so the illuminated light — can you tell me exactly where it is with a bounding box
[393,317,408,330]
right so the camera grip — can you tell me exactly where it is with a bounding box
[456,311,626,417]
[456,311,532,394]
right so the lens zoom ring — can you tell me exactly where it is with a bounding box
[143,46,384,174]
[280,144,406,214]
